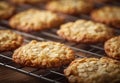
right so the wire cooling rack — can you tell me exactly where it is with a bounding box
[0,1,120,83]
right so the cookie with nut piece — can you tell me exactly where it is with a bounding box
[0,1,15,19]
[46,0,93,15]
[64,57,120,83]
[13,40,75,68]
[9,9,64,32]
[57,20,114,43]
[104,36,120,60]
[0,30,23,52]
[91,6,120,28]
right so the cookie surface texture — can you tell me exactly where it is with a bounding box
[0,30,23,52]
[57,20,114,43]
[64,57,120,83]
[13,40,75,68]
[9,9,63,32]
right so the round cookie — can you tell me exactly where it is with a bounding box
[46,0,93,15]
[57,20,114,43]
[13,40,75,68]
[11,0,48,4]
[91,6,120,28]
[0,1,15,19]
[64,57,120,83]
[9,9,64,32]
[104,36,120,60]
[0,30,23,52]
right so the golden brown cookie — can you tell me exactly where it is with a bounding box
[11,0,49,4]
[13,40,75,68]
[46,0,93,15]
[57,20,114,43]
[104,36,120,60]
[9,9,64,32]
[0,1,15,19]
[91,6,120,28]
[0,30,23,52]
[64,57,120,83]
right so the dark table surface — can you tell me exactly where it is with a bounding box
[0,66,43,83]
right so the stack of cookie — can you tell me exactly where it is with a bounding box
[0,0,120,83]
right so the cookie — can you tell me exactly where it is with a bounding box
[12,40,75,68]
[0,30,23,52]
[64,57,120,83]
[57,20,114,43]
[46,0,93,15]
[9,9,64,32]
[104,36,120,60]
[91,6,120,28]
[0,1,15,19]
[11,0,48,4]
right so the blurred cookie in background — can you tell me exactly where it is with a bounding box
[46,0,94,15]
[0,1,15,19]
[91,6,120,28]
[9,9,64,32]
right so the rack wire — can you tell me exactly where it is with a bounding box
[0,1,120,83]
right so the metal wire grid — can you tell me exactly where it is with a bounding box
[0,1,120,83]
